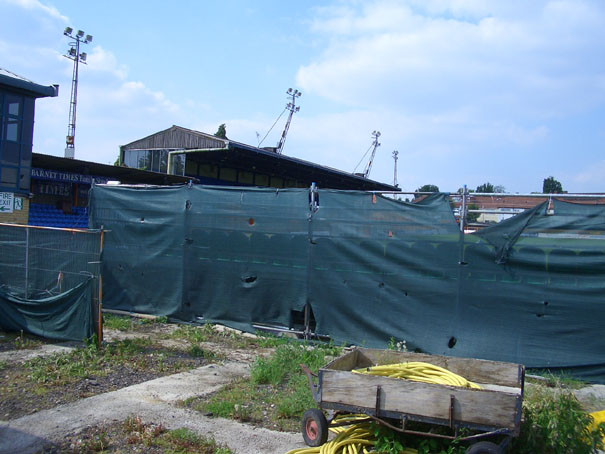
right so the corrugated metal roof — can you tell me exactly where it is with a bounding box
[121,125,398,191]
[0,68,58,98]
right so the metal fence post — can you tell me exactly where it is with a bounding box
[24,227,30,299]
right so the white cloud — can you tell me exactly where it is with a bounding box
[2,0,67,22]
[298,0,605,118]
[570,161,605,188]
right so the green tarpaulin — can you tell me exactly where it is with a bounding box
[89,185,605,383]
[0,279,94,341]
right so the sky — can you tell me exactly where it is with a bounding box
[1,0,604,194]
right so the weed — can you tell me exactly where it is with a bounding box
[275,376,315,419]
[172,324,210,343]
[527,370,587,390]
[387,336,408,352]
[191,341,342,431]
[87,426,109,452]
[123,415,166,446]
[27,337,151,385]
[250,343,328,386]
[103,314,132,331]
[188,344,207,358]
[163,427,232,453]
[202,380,252,419]
[0,360,7,371]
[254,331,290,348]
[514,379,603,454]
[12,330,41,350]
[372,423,404,454]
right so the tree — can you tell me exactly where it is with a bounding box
[215,124,227,139]
[466,203,480,223]
[416,184,439,193]
[494,185,506,193]
[543,176,563,194]
[476,182,495,193]
[113,155,121,166]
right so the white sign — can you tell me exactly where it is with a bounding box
[0,192,14,213]
[14,197,23,211]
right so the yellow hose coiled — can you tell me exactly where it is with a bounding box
[353,361,482,390]
[287,416,417,454]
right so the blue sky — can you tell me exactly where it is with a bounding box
[1,0,604,193]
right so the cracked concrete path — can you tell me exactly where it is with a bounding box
[0,361,306,454]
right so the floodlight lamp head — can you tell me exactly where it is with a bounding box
[287,88,293,93]
[296,90,302,97]
[68,47,76,56]
[77,30,85,38]
[64,27,73,36]
[80,52,87,62]
[295,106,300,112]
[85,35,93,43]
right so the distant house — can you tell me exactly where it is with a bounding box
[456,194,605,226]
[120,125,397,191]
[0,68,58,224]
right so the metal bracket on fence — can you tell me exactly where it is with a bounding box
[309,182,319,215]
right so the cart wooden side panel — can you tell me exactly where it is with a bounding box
[319,370,522,434]
[318,348,524,436]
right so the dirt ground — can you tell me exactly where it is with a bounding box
[0,322,306,454]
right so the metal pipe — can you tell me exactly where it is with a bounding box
[368,191,605,198]
[24,227,29,299]
[460,185,467,233]
[97,229,105,348]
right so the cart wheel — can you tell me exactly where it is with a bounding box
[302,408,328,447]
[465,441,503,454]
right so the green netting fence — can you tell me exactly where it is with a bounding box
[89,185,605,383]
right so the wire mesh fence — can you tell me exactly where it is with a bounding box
[0,223,102,298]
[0,223,103,342]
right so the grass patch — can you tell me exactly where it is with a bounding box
[103,313,133,331]
[123,415,232,453]
[172,324,215,343]
[53,416,232,453]
[170,322,291,350]
[24,337,202,387]
[27,338,150,385]
[186,342,342,431]
[103,313,170,331]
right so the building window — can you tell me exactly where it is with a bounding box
[122,149,174,173]
[0,90,33,195]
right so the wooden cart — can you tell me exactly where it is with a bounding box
[301,348,524,454]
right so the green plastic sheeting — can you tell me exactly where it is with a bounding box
[89,185,605,383]
[0,279,94,341]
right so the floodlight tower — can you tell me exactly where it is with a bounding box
[276,88,301,155]
[360,130,381,178]
[392,150,399,188]
[63,27,92,159]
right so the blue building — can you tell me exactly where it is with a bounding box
[0,68,58,224]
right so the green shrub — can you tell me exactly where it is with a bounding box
[514,381,603,454]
